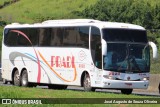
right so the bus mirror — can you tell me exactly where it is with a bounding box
[102,40,107,55]
[149,41,158,59]
[102,45,107,55]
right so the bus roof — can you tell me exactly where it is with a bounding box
[4,19,145,30]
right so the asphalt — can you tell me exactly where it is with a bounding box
[0,81,159,97]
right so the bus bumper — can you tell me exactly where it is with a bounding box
[101,80,149,89]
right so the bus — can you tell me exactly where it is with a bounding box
[1,19,158,94]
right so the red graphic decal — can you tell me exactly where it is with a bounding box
[38,51,77,82]
[10,30,41,83]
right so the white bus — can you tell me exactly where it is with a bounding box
[1,19,158,94]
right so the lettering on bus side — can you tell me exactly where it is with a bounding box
[51,56,75,68]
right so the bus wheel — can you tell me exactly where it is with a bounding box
[121,89,133,95]
[21,70,29,87]
[2,78,7,84]
[13,70,20,86]
[83,74,95,91]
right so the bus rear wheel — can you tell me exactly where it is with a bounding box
[121,89,133,95]
[83,74,95,91]
[13,70,20,86]
[21,70,29,87]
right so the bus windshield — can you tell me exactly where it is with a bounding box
[102,28,147,43]
[102,29,150,73]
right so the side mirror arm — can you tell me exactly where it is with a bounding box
[149,41,158,59]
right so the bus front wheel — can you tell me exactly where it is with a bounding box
[83,74,95,91]
[13,70,20,86]
[121,89,133,95]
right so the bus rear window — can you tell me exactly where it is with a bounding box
[102,28,148,43]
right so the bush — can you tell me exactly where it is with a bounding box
[77,0,160,29]
[76,0,160,51]
[0,21,6,26]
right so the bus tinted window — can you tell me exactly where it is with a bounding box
[50,28,63,46]
[91,26,102,69]
[78,27,89,48]
[4,29,18,46]
[4,28,38,46]
[4,26,89,48]
[28,28,38,46]
[39,28,51,46]
[18,29,33,46]
[63,27,77,46]
[62,27,89,48]
[102,29,148,43]
[91,26,101,51]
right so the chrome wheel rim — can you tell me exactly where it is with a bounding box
[14,71,19,85]
[22,73,27,86]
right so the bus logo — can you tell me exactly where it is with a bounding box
[51,56,75,68]
[78,50,86,61]
[127,76,131,80]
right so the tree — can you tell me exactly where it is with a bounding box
[75,0,160,47]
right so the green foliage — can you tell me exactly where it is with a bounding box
[0,0,12,5]
[0,0,19,9]
[77,0,160,29]
[147,30,160,47]
[77,0,160,74]
[0,0,97,23]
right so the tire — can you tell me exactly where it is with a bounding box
[21,70,29,87]
[83,74,95,91]
[2,78,7,84]
[121,89,133,95]
[13,70,20,86]
[48,85,67,90]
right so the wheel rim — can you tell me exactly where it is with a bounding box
[84,76,91,89]
[22,73,27,86]
[3,78,6,84]
[14,71,20,86]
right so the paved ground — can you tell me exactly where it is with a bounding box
[0,81,159,97]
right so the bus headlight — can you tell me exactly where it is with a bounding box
[108,76,114,80]
[103,75,114,80]
[143,77,149,81]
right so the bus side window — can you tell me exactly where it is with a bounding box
[4,29,18,46]
[50,28,63,46]
[17,29,30,46]
[78,27,89,48]
[91,26,102,69]
[39,28,45,46]
[29,28,38,46]
[63,27,77,46]
[39,28,51,46]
